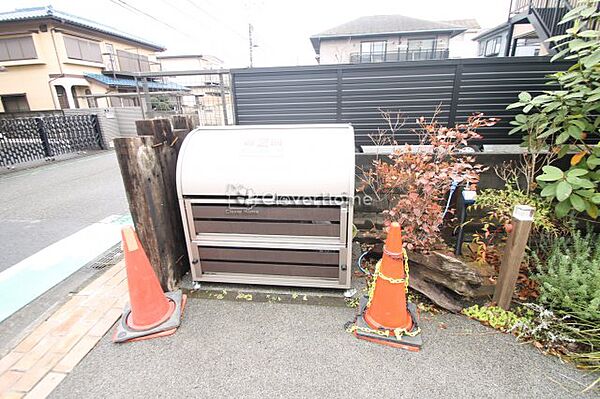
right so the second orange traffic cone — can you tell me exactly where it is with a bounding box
[113,226,186,343]
[349,222,422,351]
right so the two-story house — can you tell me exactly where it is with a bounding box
[473,0,590,58]
[310,15,478,64]
[0,6,172,112]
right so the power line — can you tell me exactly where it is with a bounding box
[181,0,247,40]
[108,0,197,40]
[183,0,280,62]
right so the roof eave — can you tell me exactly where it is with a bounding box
[311,27,467,41]
[310,37,320,55]
[0,15,166,51]
[49,17,167,51]
[472,22,510,41]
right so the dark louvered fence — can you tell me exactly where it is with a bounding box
[230,56,569,148]
[0,115,103,167]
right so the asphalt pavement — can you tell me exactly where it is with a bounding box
[51,298,597,399]
[0,151,129,271]
[0,151,129,355]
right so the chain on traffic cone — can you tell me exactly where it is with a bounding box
[113,226,186,343]
[347,222,422,351]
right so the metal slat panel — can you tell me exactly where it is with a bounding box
[235,85,338,94]
[198,261,339,278]
[198,246,339,265]
[231,57,572,146]
[194,220,340,237]
[192,204,341,221]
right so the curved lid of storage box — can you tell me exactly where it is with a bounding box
[177,124,355,198]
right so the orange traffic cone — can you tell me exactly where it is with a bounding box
[113,226,186,343]
[348,222,422,351]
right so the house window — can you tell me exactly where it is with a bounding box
[63,35,102,63]
[484,36,502,56]
[104,43,119,70]
[407,37,437,60]
[117,49,150,72]
[360,41,387,62]
[514,37,541,56]
[1,94,30,112]
[55,85,70,109]
[0,36,37,61]
[85,89,97,108]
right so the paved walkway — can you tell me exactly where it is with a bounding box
[0,151,128,356]
[0,262,127,398]
[52,297,596,398]
[0,259,596,398]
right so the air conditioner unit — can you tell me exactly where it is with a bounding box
[177,124,355,289]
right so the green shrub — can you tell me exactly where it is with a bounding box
[534,229,600,321]
[475,184,559,235]
[507,1,600,219]
[462,305,527,332]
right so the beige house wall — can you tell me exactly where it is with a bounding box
[318,34,451,64]
[0,20,160,112]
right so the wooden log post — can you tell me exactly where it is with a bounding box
[493,205,535,310]
[114,119,192,291]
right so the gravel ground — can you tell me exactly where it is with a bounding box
[51,298,597,398]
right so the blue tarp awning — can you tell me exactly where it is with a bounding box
[84,73,189,91]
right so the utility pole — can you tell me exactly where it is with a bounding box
[248,23,254,67]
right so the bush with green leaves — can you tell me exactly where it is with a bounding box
[537,165,600,217]
[533,229,600,322]
[475,183,559,235]
[462,305,527,332]
[507,0,600,218]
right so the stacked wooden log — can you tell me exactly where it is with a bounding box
[114,117,194,291]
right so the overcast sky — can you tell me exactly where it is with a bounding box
[3,0,511,67]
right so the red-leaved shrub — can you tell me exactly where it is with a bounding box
[359,112,498,252]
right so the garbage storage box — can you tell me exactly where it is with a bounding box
[177,124,355,289]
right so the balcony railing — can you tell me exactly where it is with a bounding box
[349,49,449,64]
[508,0,585,38]
[510,0,585,16]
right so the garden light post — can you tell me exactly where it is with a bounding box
[493,205,535,310]
[454,189,477,256]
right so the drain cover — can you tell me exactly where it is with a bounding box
[86,243,123,270]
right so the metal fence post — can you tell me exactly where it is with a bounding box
[35,117,53,157]
[229,71,238,125]
[336,68,342,122]
[447,60,463,127]
[142,77,153,119]
[91,115,105,149]
[218,73,229,125]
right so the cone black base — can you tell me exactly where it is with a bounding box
[353,296,423,351]
[113,290,186,343]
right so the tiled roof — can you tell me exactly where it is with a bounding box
[312,14,467,38]
[0,6,165,51]
[84,73,189,91]
[439,19,481,30]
